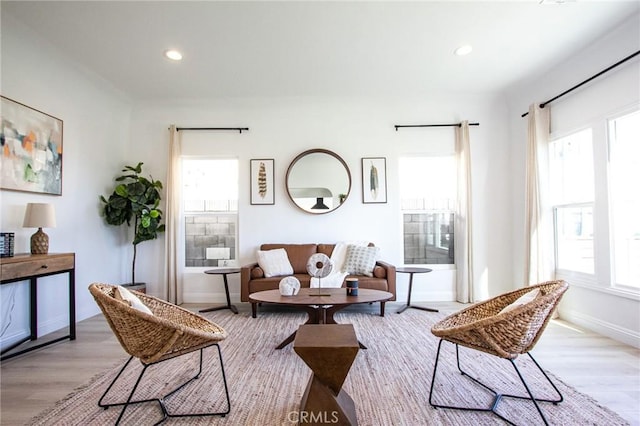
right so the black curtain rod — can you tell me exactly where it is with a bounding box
[176,127,249,133]
[395,123,480,130]
[522,50,640,118]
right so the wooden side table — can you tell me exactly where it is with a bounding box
[200,267,239,314]
[396,266,438,314]
[294,324,359,425]
[0,253,76,360]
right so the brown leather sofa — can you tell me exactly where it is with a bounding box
[241,243,396,318]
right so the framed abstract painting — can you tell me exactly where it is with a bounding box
[250,159,274,205]
[0,96,63,195]
[362,157,387,204]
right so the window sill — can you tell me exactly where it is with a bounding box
[556,270,640,301]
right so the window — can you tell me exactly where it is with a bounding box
[399,156,456,265]
[549,108,640,293]
[549,129,594,274]
[182,158,238,267]
[609,110,640,289]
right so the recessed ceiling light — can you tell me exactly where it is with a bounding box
[454,45,473,56]
[164,49,183,61]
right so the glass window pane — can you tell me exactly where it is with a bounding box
[555,206,594,274]
[400,156,456,265]
[399,156,456,209]
[549,129,594,204]
[609,110,640,288]
[183,158,238,268]
[183,158,238,212]
[403,212,454,264]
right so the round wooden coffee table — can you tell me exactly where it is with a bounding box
[249,288,393,349]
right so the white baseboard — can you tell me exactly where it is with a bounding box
[561,309,640,349]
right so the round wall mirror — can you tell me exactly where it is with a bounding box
[286,149,351,214]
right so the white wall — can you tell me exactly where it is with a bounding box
[0,16,133,348]
[506,13,640,347]
[1,6,522,349]
[129,93,513,304]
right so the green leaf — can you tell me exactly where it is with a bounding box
[115,184,128,197]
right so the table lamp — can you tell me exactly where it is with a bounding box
[23,203,56,254]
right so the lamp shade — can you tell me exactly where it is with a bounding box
[23,203,56,228]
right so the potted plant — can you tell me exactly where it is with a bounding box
[100,162,165,287]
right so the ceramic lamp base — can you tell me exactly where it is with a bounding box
[30,228,49,254]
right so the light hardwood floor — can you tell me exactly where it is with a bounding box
[1,301,638,425]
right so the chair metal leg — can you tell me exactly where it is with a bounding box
[429,339,563,426]
[98,344,230,425]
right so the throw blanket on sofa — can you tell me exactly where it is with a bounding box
[310,241,367,288]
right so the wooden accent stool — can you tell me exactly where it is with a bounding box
[294,324,359,425]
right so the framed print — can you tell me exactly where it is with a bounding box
[250,159,274,205]
[362,157,387,204]
[0,96,63,195]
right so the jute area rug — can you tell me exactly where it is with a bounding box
[28,307,627,425]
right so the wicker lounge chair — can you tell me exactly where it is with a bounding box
[89,283,230,425]
[428,280,569,425]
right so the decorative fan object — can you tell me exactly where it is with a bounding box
[279,276,300,296]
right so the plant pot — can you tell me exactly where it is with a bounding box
[121,283,146,294]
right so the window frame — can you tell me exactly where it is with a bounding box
[550,104,640,300]
[181,156,239,270]
[399,154,456,268]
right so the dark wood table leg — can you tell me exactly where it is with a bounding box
[199,273,239,314]
[411,305,439,312]
[397,271,439,313]
[275,305,321,349]
[324,305,368,349]
[29,278,37,340]
[397,272,414,314]
[69,269,76,339]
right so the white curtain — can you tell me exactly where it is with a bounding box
[455,121,474,303]
[524,104,553,285]
[164,125,183,304]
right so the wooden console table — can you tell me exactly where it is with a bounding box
[1,253,76,361]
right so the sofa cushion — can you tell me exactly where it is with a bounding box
[499,288,541,314]
[317,244,335,257]
[373,265,386,278]
[344,245,379,277]
[261,244,317,274]
[257,248,294,278]
[251,266,265,279]
[114,285,153,315]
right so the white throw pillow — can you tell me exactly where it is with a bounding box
[343,245,379,277]
[332,241,369,273]
[257,248,294,278]
[114,285,154,315]
[499,288,541,314]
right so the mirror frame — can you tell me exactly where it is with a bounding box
[285,148,351,214]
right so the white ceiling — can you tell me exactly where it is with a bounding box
[2,1,639,101]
